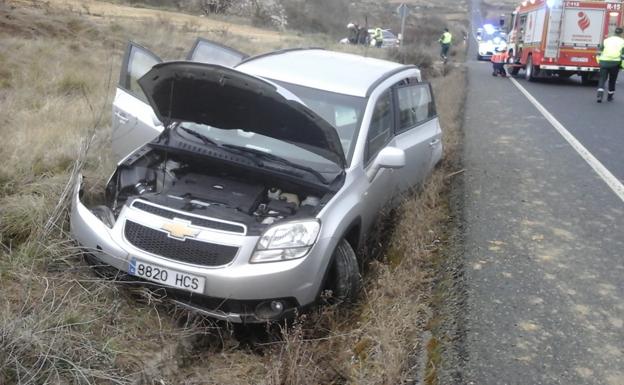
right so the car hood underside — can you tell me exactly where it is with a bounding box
[138,62,346,167]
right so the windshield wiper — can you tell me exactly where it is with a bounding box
[179,126,221,147]
[221,144,330,184]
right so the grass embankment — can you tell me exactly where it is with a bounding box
[0,0,467,383]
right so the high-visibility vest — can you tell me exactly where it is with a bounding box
[491,52,508,63]
[598,36,624,62]
[374,29,383,42]
[440,32,452,45]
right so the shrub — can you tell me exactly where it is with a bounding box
[387,44,438,78]
[281,0,350,35]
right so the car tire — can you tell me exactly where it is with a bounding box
[525,55,538,82]
[325,239,361,303]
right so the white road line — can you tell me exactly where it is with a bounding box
[510,77,624,203]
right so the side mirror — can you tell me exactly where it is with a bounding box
[367,147,406,181]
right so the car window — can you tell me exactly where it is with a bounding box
[187,38,247,67]
[366,90,393,163]
[124,47,160,101]
[396,83,436,133]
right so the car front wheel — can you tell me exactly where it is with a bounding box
[324,239,361,303]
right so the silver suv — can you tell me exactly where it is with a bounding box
[71,38,443,323]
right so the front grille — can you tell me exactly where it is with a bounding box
[132,201,245,234]
[124,220,238,267]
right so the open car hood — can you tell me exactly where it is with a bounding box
[138,62,346,167]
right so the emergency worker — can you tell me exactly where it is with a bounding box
[373,27,384,48]
[347,23,358,44]
[490,49,509,77]
[439,28,452,61]
[596,27,624,103]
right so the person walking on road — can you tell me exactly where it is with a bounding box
[439,28,452,62]
[596,27,624,103]
[373,27,384,48]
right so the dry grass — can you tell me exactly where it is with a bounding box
[0,0,468,384]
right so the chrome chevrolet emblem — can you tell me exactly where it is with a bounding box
[161,220,199,240]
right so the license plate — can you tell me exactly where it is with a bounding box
[129,258,205,294]
[571,57,588,63]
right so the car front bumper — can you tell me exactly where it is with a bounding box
[70,176,334,322]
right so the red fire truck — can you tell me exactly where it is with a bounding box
[507,0,623,83]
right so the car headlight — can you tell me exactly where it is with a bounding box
[251,220,321,263]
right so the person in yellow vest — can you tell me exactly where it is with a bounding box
[373,28,384,48]
[438,28,453,62]
[596,27,624,103]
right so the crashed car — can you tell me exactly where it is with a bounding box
[367,28,401,48]
[71,38,443,323]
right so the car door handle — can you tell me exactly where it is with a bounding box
[114,111,129,124]
[429,138,441,147]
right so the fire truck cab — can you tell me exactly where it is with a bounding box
[507,0,623,83]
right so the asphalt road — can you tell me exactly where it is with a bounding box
[457,2,624,384]
[513,74,624,183]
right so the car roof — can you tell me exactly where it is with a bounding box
[236,49,410,98]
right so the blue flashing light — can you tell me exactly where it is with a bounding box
[483,23,496,35]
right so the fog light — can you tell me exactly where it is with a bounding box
[255,300,285,320]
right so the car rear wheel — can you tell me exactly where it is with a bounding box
[525,55,538,81]
[324,239,361,304]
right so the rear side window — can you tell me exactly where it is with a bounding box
[396,83,436,133]
[187,38,247,67]
[365,91,393,163]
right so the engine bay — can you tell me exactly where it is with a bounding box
[101,147,331,233]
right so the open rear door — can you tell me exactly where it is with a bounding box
[186,38,248,67]
[112,43,164,161]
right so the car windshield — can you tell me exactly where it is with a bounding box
[177,81,365,170]
[177,122,343,173]
[271,80,366,164]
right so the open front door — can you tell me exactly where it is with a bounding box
[112,43,163,161]
[186,38,248,67]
